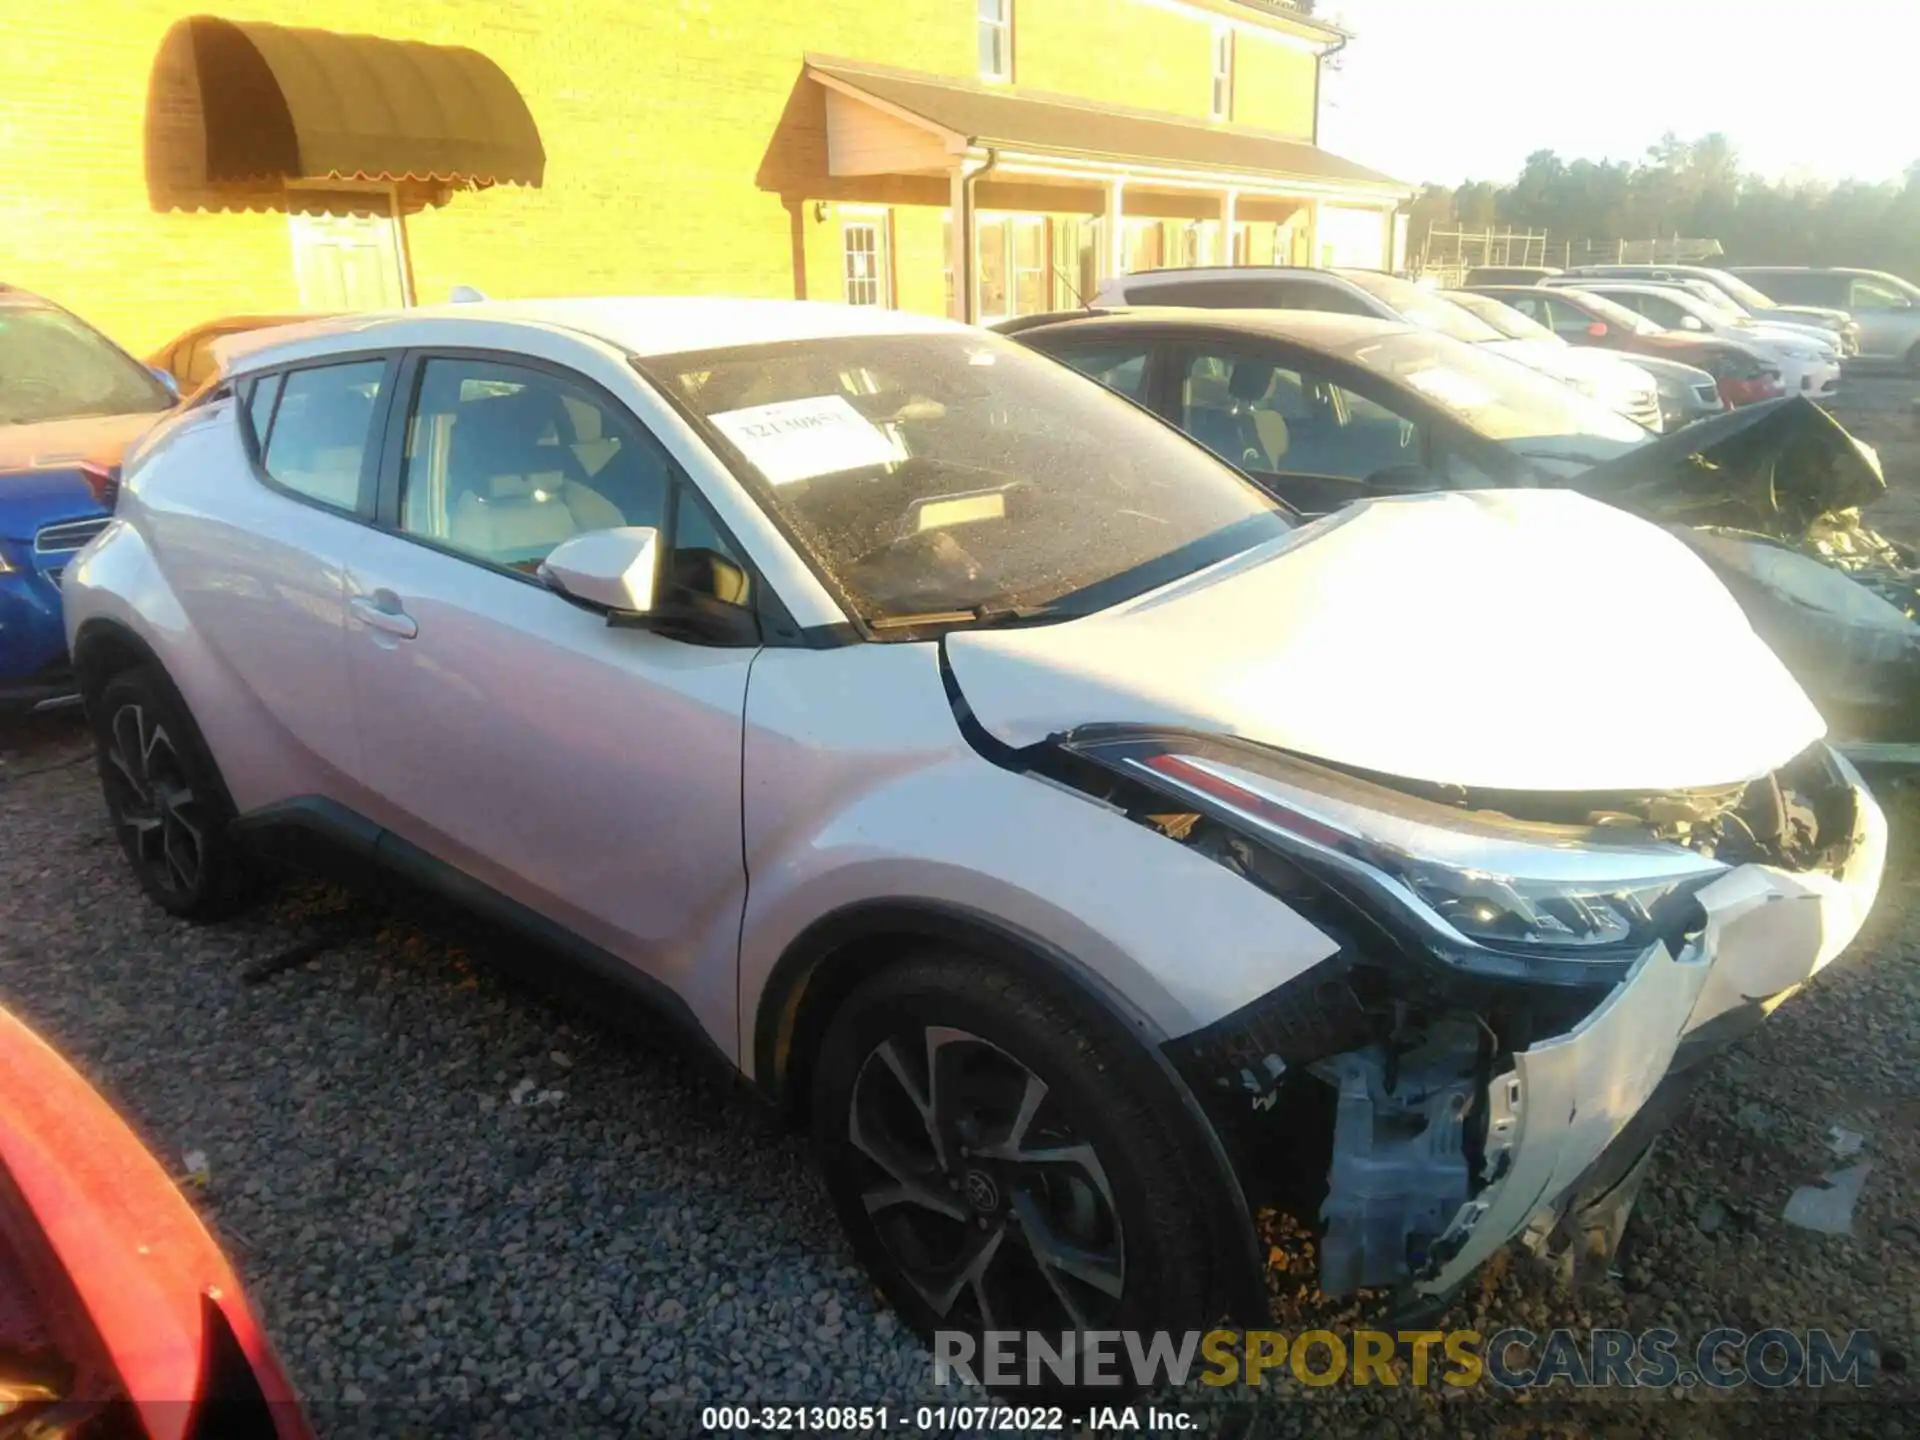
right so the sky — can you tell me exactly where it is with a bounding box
[1315,0,1918,188]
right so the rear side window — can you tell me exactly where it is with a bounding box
[252,361,386,512]
[1124,279,1286,308]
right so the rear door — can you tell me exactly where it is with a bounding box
[340,345,763,1044]
[158,354,398,796]
[1844,275,1919,359]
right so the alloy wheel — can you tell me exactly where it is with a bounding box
[847,1025,1125,1331]
[102,702,206,898]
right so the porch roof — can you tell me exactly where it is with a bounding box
[806,56,1409,196]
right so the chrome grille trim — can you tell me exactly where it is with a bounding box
[33,517,110,555]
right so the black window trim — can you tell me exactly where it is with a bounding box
[367,346,797,645]
[233,348,401,521]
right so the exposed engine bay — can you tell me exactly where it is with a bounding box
[1042,729,1870,1304]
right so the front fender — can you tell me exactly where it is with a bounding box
[736,644,1342,1079]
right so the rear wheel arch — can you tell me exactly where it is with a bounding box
[71,617,156,713]
[71,618,240,821]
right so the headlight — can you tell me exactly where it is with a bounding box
[1063,732,1728,980]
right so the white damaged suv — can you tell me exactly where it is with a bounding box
[63,299,1885,1343]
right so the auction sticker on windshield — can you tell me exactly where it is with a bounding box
[709,395,906,486]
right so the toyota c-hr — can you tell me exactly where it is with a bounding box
[63,298,1885,1350]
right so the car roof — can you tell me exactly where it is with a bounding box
[1011,307,1415,349]
[218,297,973,376]
[1106,265,1375,289]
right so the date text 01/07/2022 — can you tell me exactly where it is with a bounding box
[698,1404,1197,1431]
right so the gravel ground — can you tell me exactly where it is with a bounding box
[1,382,1917,1438]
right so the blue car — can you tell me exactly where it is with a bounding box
[0,286,177,712]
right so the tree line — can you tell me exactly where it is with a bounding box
[1409,133,1920,280]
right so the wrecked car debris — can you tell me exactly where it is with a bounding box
[1572,398,1920,757]
[1784,1162,1873,1236]
[1045,725,1885,1301]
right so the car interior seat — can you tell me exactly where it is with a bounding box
[443,389,623,563]
[1187,359,1283,471]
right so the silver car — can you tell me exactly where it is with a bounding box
[1731,267,1920,369]
[63,298,1885,1347]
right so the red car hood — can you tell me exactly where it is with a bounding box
[0,411,163,474]
[0,1006,308,1437]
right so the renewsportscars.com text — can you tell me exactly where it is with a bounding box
[934,1327,1876,1390]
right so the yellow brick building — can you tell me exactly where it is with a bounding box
[1,0,1409,354]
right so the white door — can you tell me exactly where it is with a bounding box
[289,199,410,311]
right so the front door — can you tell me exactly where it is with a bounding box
[289,193,410,311]
[342,350,760,1044]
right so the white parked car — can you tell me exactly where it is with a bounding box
[1556,281,1842,399]
[63,298,1886,1349]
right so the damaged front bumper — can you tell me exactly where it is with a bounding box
[1163,757,1887,1307]
[1413,775,1882,1297]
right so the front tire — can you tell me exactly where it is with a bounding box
[811,951,1226,1374]
[92,667,249,920]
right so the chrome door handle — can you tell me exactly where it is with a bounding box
[349,594,418,640]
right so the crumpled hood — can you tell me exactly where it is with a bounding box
[946,489,1825,793]
[1569,396,1885,538]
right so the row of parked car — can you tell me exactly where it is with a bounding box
[0,266,1914,1414]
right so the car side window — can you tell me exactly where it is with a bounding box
[255,360,386,512]
[1537,297,1591,336]
[1123,280,1284,308]
[1046,343,1152,401]
[1630,293,1683,326]
[1178,350,1418,479]
[398,357,673,574]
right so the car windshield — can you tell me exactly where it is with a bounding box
[644,332,1293,630]
[0,303,173,426]
[1711,271,1786,310]
[1442,292,1557,343]
[1335,271,1507,344]
[1682,285,1743,316]
[1341,328,1649,465]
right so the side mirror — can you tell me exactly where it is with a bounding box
[1585,322,1609,338]
[147,365,181,400]
[539,527,660,616]
[1679,315,1706,331]
[1366,463,1440,496]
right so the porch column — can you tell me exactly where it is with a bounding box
[949,165,973,323]
[1106,176,1127,278]
[1305,198,1324,268]
[1222,188,1239,265]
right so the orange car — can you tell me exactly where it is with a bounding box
[146,316,328,398]
[0,1003,311,1436]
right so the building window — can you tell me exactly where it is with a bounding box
[843,218,890,306]
[1210,28,1233,120]
[979,0,1012,82]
